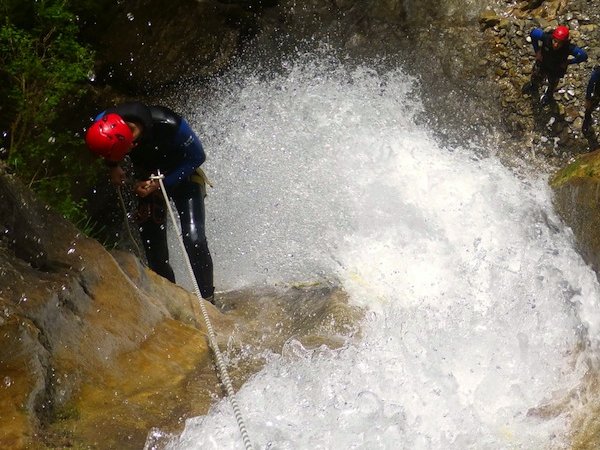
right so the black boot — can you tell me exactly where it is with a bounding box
[521,81,538,95]
[583,115,592,133]
[540,93,553,106]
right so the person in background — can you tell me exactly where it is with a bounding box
[85,101,215,303]
[583,66,600,133]
[522,25,587,106]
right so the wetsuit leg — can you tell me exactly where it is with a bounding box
[172,182,214,299]
[139,218,176,282]
[583,97,600,132]
[529,61,544,91]
[546,73,561,97]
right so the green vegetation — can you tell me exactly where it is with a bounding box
[0,0,99,224]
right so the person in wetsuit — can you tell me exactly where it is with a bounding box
[583,66,600,133]
[85,101,215,303]
[522,25,587,106]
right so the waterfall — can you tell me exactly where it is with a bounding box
[160,52,600,449]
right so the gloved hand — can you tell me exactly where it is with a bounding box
[134,179,160,198]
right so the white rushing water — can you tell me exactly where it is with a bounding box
[161,54,600,449]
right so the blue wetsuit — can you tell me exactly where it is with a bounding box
[585,66,600,100]
[583,67,600,131]
[529,28,587,72]
[527,28,587,103]
[99,102,214,299]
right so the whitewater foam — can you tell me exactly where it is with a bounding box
[161,55,599,449]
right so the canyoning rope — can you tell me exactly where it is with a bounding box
[116,185,145,260]
[150,172,254,450]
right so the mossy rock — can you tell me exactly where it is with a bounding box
[551,149,600,188]
[551,149,600,273]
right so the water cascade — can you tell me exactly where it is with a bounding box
[159,54,600,449]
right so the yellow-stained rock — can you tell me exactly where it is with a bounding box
[0,317,47,450]
[47,318,214,448]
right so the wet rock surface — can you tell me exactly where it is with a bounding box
[88,0,276,93]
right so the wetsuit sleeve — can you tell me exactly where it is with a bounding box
[530,28,544,52]
[163,119,206,188]
[568,45,588,65]
[586,68,600,99]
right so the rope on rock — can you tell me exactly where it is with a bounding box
[151,172,254,450]
[116,185,145,260]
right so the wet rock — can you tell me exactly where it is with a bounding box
[551,149,600,273]
[89,0,273,93]
[479,10,502,29]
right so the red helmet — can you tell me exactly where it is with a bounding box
[552,25,570,41]
[85,113,133,161]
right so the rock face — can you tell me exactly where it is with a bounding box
[551,149,600,271]
[0,162,214,448]
[89,0,277,93]
[0,164,361,449]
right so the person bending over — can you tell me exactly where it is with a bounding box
[85,101,215,303]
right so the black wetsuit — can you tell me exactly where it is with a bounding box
[527,28,587,100]
[583,66,600,131]
[103,102,214,299]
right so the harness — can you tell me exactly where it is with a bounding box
[190,167,212,198]
[135,167,212,224]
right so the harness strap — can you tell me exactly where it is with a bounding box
[190,167,213,198]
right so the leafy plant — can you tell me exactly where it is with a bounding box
[0,0,99,224]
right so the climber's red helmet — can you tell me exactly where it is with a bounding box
[552,25,570,42]
[85,113,134,161]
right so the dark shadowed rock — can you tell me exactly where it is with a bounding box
[90,0,275,93]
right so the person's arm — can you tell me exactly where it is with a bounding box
[568,45,588,65]
[530,28,544,52]
[163,119,206,188]
[586,69,600,99]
